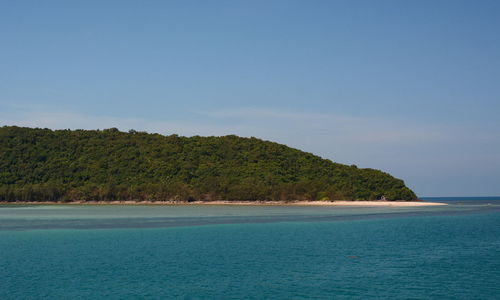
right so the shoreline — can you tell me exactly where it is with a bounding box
[0,200,447,207]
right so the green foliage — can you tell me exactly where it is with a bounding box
[0,126,417,202]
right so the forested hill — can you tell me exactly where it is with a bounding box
[0,126,417,202]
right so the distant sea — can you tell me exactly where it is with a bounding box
[421,196,500,205]
[1,198,499,299]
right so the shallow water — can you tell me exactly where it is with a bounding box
[1,199,497,231]
[1,199,499,299]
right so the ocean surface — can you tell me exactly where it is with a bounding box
[1,198,499,299]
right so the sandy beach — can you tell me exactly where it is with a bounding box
[0,200,447,206]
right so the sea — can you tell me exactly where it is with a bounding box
[1,197,499,299]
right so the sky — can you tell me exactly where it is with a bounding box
[1,0,499,197]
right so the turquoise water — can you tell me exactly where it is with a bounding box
[1,199,500,299]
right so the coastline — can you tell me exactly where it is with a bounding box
[0,200,447,206]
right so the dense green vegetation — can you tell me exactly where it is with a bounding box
[0,126,416,202]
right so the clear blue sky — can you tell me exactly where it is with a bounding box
[1,0,499,196]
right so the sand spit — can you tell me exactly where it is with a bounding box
[0,200,447,206]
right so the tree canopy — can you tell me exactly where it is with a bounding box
[0,126,417,202]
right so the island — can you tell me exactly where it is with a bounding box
[0,126,424,204]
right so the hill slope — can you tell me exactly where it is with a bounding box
[0,126,417,202]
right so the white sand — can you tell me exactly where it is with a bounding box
[0,200,446,206]
[185,200,447,206]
